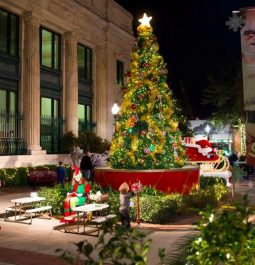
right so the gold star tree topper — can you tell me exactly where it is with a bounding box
[139,13,152,27]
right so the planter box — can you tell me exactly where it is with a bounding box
[94,166,200,194]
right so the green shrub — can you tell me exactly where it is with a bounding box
[60,131,78,154]
[0,167,29,186]
[200,175,226,189]
[30,180,228,224]
[140,185,165,197]
[184,188,218,211]
[138,194,184,223]
[37,183,71,215]
[78,131,110,153]
[18,167,29,185]
[185,195,255,264]
[107,190,120,215]
[184,183,229,211]
[58,221,164,265]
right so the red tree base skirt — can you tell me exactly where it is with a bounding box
[94,166,200,194]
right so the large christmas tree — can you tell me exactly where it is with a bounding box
[109,14,187,169]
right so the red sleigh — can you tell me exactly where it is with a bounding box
[183,137,230,172]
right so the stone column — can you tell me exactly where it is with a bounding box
[22,12,45,155]
[94,46,108,139]
[64,31,78,136]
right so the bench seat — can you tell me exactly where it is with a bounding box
[25,205,52,213]
[25,206,52,224]
[4,205,33,221]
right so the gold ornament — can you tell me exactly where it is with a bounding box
[131,135,139,151]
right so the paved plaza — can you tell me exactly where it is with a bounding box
[0,181,255,265]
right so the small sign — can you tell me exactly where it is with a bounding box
[131,181,143,193]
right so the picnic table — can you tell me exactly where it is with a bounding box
[4,196,52,224]
[63,203,116,236]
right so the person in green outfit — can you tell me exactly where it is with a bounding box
[64,166,91,217]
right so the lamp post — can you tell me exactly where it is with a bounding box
[111,103,120,120]
[205,124,211,140]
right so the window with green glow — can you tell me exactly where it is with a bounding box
[117,60,124,86]
[41,97,59,118]
[77,44,92,80]
[0,9,18,57]
[78,104,92,122]
[40,28,60,70]
[0,89,16,113]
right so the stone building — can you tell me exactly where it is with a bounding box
[0,0,133,167]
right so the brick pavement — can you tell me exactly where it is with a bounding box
[0,247,69,265]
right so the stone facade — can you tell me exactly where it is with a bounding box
[0,0,134,168]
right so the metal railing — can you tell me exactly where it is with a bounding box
[78,120,96,134]
[0,111,27,155]
[40,115,64,154]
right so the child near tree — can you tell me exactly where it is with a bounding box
[119,182,133,228]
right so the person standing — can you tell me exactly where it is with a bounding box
[119,182,133,229]
[80,148,94,182]
[56,161,68,185]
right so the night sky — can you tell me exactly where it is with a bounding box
[115,0,255,119]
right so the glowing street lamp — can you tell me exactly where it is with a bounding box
[205,124,211,140]
[111,103,120,120]
[205,124,211,134]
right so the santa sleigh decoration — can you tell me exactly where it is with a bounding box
[183,137,230,172]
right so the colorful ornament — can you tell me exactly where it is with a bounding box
[144,148,150,154]
[139,159,145,164]
[141,130,147,135]
[149,144,155,152]
[158,113,163,119]
[131,104,137,110]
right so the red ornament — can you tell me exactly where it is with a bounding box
[126,71,131,77]
[141,130,147,135]
[131,104,136,110]
[131,116,137,123]
[153,35,157,41]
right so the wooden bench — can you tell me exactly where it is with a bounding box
[25,205,52,224]
[28,170,57,189]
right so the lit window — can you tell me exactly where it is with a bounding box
[77,44,92,80]
[40,28,60,70]
[0,9,18,57]
[117,60,124,86]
